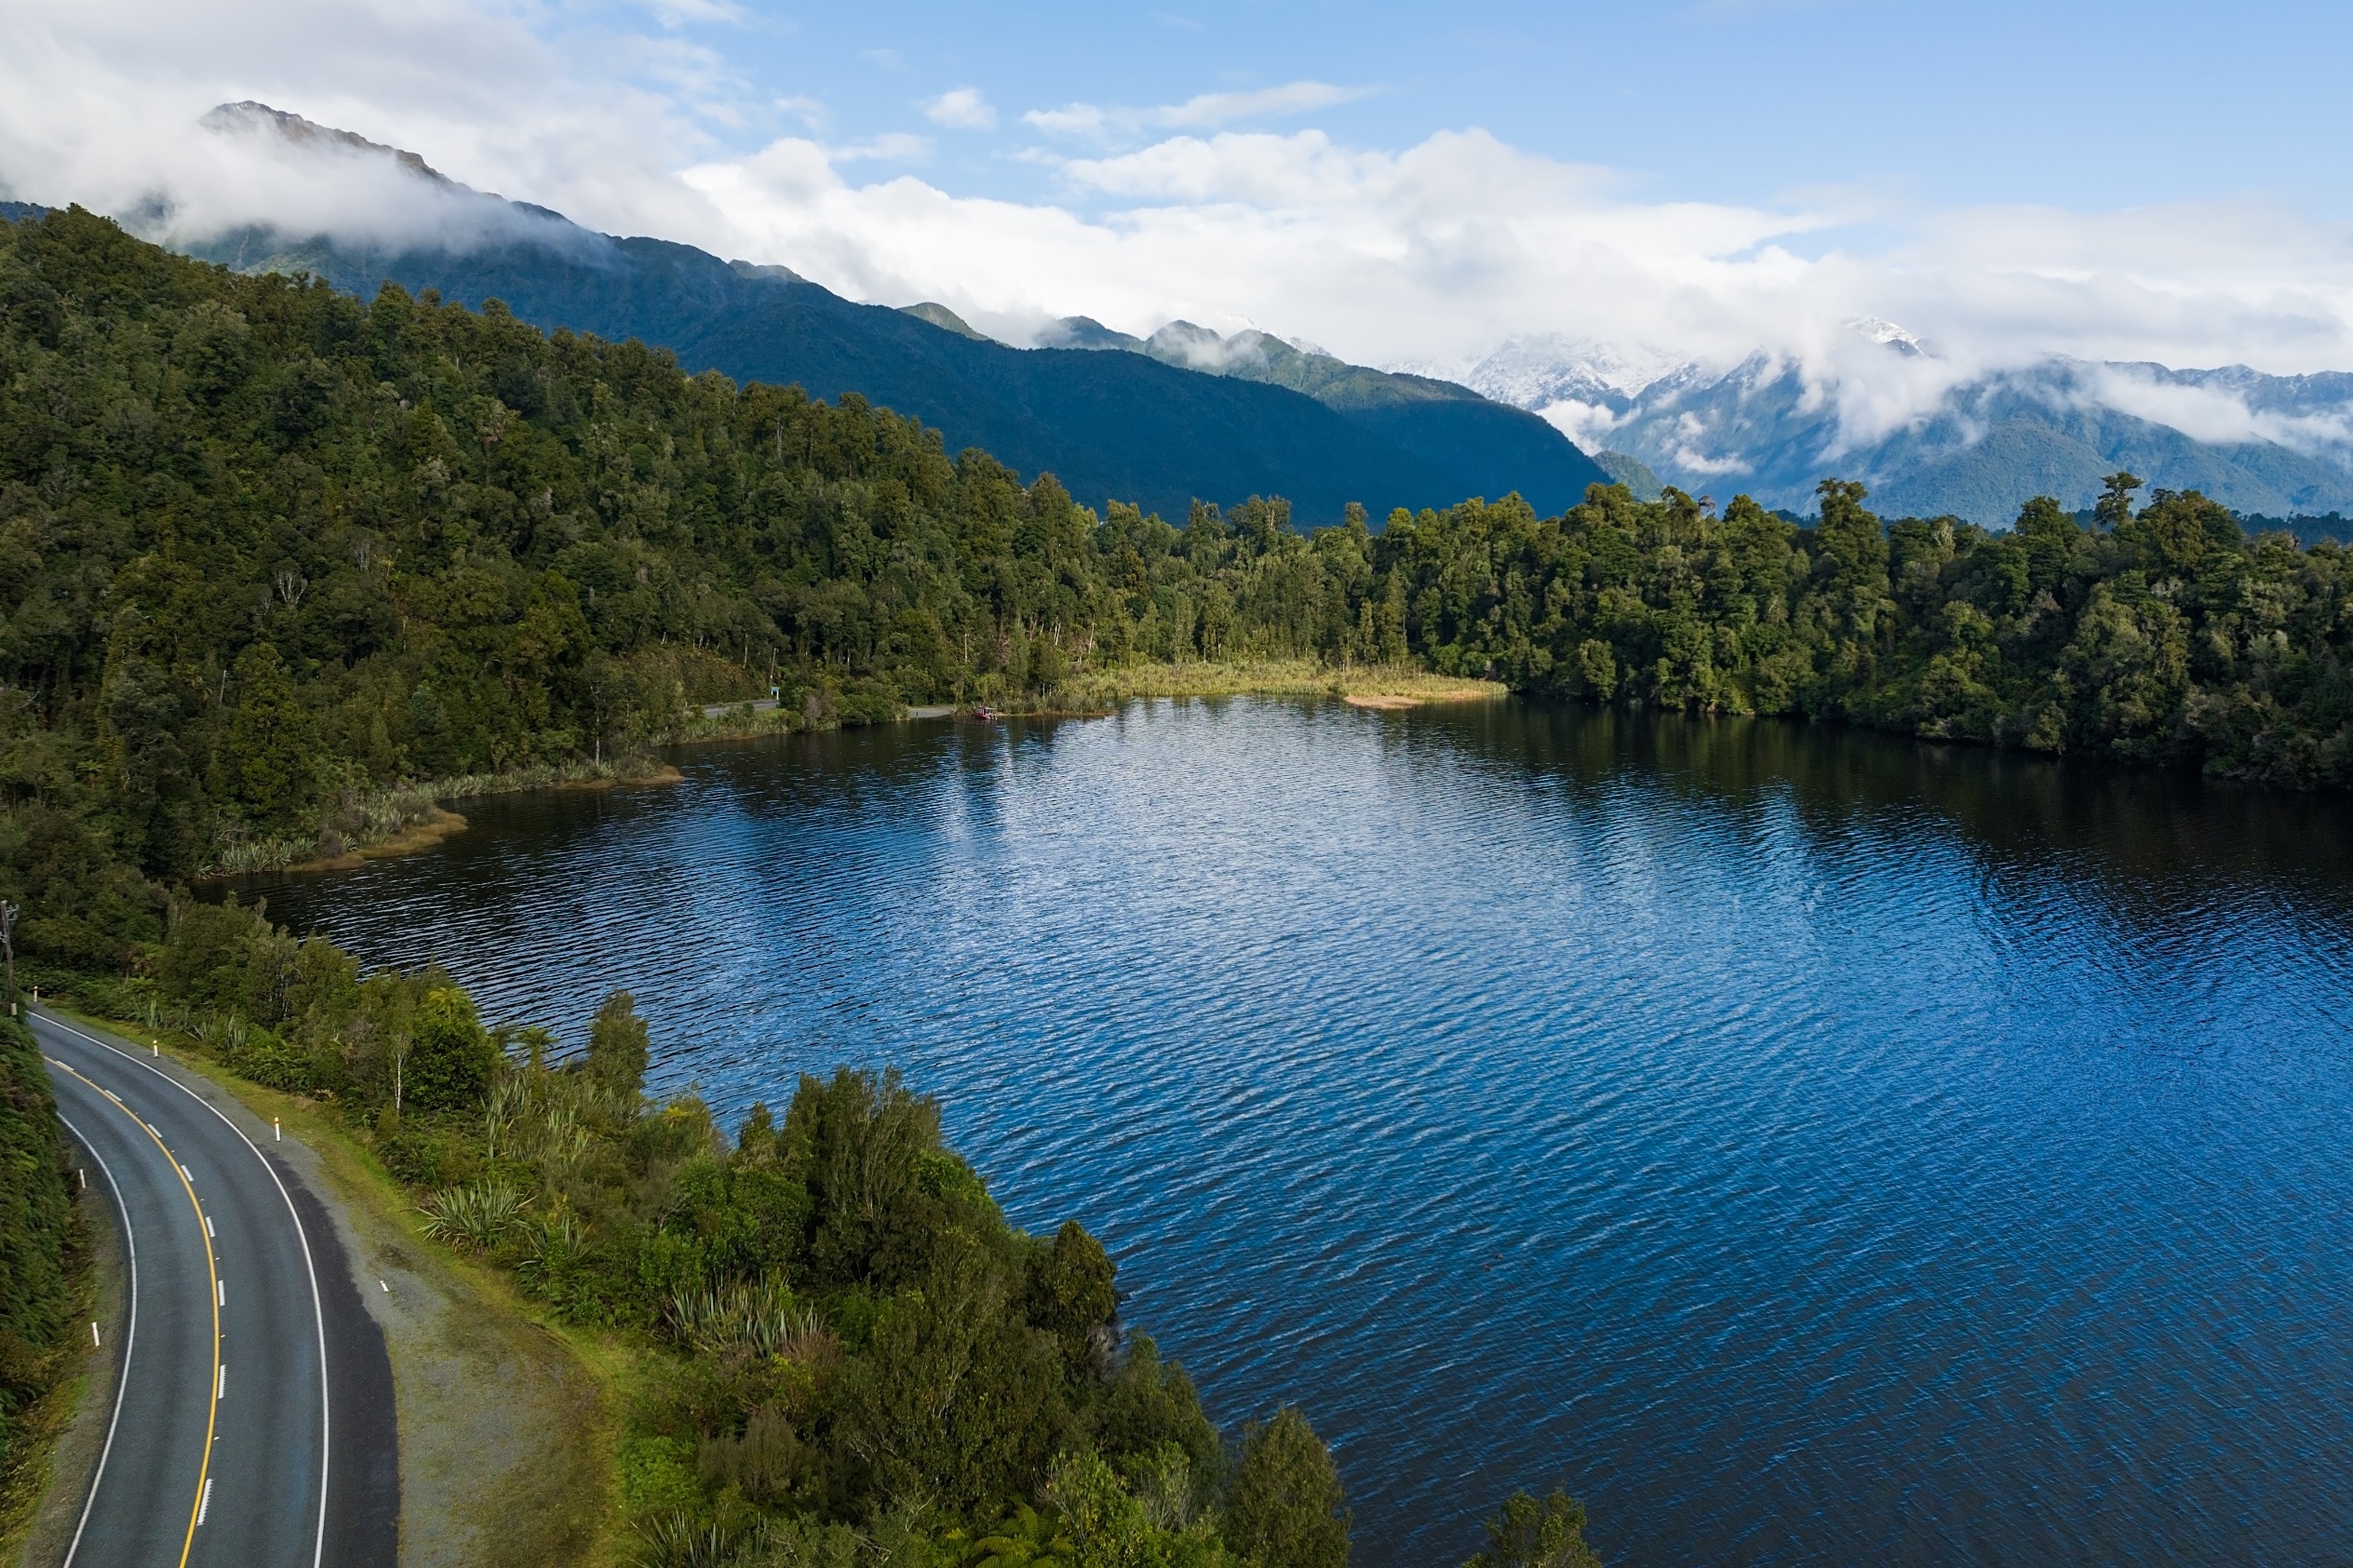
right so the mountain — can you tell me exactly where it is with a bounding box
[1452,334,2353,524]
[177,104,1607,524]
[1031,318,1608,516]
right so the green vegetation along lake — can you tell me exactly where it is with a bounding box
[237,695,2353,1566]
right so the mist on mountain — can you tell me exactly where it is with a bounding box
[1452,332,2353,523]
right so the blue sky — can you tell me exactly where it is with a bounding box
[654,0,2351,216]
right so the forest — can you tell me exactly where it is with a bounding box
[6,204,2353,972]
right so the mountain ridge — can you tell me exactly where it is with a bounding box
[170,105,1608,525]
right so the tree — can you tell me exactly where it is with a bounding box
[1225,1406,1349,1568]
[225,643,317,834]
[1463,1489,1602,1568]
[585,989,650,1102]
[2095,471,2143,532]
[404,986,494,1111]
[1029,1220,1118,1345]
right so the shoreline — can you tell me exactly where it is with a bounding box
[1044,659,1506,708]
[219,661,1503,882]
[208,760,688,881]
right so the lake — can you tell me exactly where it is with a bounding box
[237,698,2353,1566]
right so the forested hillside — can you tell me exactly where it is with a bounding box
[0,1014,82,1533]
[182,96,1605,526]
[6,201,2353,987]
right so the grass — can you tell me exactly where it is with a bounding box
[0,1356,96,1568]
[1044,658,1507,708]
[41,1002,633,1568]
[203,757,684,879]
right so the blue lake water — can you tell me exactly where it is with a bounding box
[239,699,2353,1565]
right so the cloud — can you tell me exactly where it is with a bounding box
[2075,364,2353,453]
[644,0,746,28]
[826,132,930,164]
[921,87,996,131]
[774,95,827,131]
[1023,81,1373,141]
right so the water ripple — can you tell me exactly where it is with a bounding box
[242,700,2353,1567]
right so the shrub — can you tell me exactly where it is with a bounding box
[405,987,494,1111]
[419,1179,531,1253]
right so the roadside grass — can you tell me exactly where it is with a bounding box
[40,1004,634,1568]
[0,1353,94,1568]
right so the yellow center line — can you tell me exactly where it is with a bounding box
[47,1056,221,1568]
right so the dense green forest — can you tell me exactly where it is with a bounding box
[47,909,1592,1568]
[0,1012,83,1534]
[6,206,2353,973]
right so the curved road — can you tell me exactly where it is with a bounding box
[33,1007,397,1568]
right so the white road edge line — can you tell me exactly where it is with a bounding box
[36,1012,334,1568]
[55,1110,138,1568]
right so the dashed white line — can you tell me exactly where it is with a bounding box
[196,1477,213,1525]
[216,1280,225,1307]
[205,1214,214,1239]
[216,1364,226,1400]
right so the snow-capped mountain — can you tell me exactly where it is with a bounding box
[1402,334,1684,417]
[1435,328,2353,521]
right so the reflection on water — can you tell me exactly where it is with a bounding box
[238,700,2353,1566]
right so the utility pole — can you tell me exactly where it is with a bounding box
[1,899,18,1018]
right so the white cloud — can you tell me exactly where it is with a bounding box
[921,87,995,131]
[2075,365,2353,453]
[774,95,827,131]
[1538,400,1626,452]
[644,0,746,28]
[1023,81,1372,141]
[827,132,930,164]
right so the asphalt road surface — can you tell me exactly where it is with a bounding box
[33,1007,397,1568]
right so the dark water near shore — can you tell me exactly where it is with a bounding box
[239,700,2353,1566]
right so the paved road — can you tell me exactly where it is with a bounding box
[33,1008,397,1568]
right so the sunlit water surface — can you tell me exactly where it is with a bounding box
[240,700,2353,1566]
